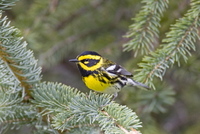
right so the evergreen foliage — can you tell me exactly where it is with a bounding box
[0,1,41,132]
[0,0,200,134]
[32,82,142,133]
[0,86,38,131]
[123,0,169,56]
[0,12,41,92]
[133,0,200,89]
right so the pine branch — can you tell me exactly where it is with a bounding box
[134,0,200,89]
[32,82,142,133]
[123,0,169,56]
[0,13,41,92]
[0,86,38,133]
[0,8,42,132]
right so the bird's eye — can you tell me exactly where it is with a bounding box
[83,59,89,64]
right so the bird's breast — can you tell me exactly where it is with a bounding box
[82,74,123,94]
[83,75,110,93]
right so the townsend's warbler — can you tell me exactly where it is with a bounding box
[69,51,149,99]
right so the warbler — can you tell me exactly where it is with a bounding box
[69,51,149,99]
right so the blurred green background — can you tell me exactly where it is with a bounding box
[4,0,200,134]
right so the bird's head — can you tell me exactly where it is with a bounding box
[69,51,103,71]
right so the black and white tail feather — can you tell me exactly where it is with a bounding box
[106,64,150,90]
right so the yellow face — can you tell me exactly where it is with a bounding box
[77,54,103,71]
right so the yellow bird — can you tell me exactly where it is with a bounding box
[69,51,149,99]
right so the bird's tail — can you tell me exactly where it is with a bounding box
[127,78,150,90]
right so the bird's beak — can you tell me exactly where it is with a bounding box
[69,59,79,62]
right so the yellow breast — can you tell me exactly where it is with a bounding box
[83,75,110,93]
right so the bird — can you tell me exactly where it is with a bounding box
[69,51,149,100]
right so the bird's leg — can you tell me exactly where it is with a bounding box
[111,92,118,101]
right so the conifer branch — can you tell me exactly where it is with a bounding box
[134,0,200,89]
[0,13,41,92]
[32,82,142,133]
[123,0,169,56]
[0,86,38,132]
[0,2,42,131]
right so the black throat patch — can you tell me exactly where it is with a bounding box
[77,64,98,77]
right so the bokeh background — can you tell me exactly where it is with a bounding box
[4,0,200,134]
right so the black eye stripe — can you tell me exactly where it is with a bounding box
[81,59,99,67]
[81,59,89,62]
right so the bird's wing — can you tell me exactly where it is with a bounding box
[106,64,133,77]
